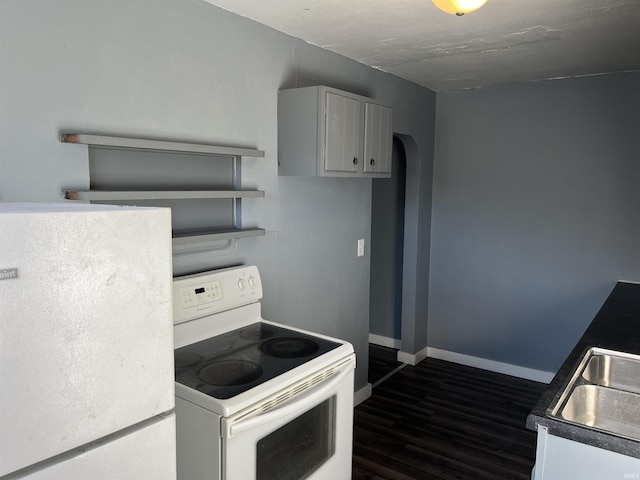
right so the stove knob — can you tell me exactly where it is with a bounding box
[248,276,257,288]
[237,278,247,290]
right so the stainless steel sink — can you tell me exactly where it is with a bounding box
[560,385,640,440]
[582,353,640,393]
[548,347,640,441]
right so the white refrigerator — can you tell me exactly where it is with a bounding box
[0,202,177,479]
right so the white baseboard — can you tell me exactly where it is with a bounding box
[426,347,555,384]
[372,335,555,384]
[368,333,401,349]
[397,345,429,366]
[354,383,372,406]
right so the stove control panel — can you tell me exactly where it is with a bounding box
[172,265,262,325]
[178,279,223,309]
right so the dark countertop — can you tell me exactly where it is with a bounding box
[527,281,640,458]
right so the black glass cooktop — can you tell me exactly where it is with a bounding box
[174,322,341,399]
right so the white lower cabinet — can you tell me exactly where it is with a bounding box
[534,427,640,480]
[278,85,393,178]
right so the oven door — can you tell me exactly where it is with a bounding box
[221,355,355,480]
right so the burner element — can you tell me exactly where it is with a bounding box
[261,337,320,358]
[239,324,274,341]
[173,322,341,399]
[198,360,263,386]
[175,351,203,369]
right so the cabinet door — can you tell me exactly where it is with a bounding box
[533,427,640,480]
[363,102,393,174]
[324,92,362,174]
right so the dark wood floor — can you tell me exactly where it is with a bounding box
[368,344,405,386]
[353,345,546,480]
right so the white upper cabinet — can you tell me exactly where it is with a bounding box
[278,86,393,178]
[324,91,362,174]
[363,102,393,175]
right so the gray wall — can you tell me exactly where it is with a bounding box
[430,72,640,373]
[0,0,436,390]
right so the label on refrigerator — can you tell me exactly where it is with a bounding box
[0,268,18,280]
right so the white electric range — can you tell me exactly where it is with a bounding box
[173,265,355,480]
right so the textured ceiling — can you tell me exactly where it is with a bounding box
[203,0,640,91]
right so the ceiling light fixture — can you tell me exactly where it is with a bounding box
[432,0,487,16]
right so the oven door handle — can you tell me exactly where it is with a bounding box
[224,357,354,438]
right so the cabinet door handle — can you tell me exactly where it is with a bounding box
[353,157,358,165]
[370,158,375,166]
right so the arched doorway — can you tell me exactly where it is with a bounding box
[369,137,406,346]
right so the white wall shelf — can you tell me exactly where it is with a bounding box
[172,227,265,246]
[63,190,265,201]
[60,133,266,251]
[60,133,265,158]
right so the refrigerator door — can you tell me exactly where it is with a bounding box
[6,414,177,480]
[0,203,175,476]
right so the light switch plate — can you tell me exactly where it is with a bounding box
[357,239,365,257]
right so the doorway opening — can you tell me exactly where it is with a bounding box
[368,136,407,385]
